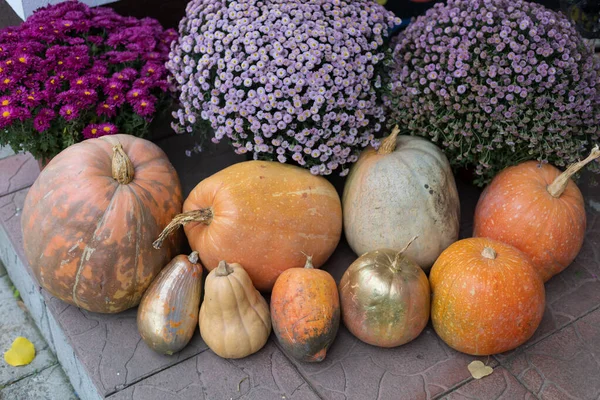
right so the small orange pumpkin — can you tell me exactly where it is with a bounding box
[270,256,340,362]
[473,146,599,282]
[430,237,545,356]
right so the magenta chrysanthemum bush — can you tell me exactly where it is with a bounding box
[168,0,400,176]
[386,0,600,185]
[0,1,177,160]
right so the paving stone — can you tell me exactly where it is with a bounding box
[0,153,39,197]
[108,340,320,400]
[279,320,495,400]
[0,364,76,400]
[503,307,600,400]
[443,367,535,400]
[0,275,55,387]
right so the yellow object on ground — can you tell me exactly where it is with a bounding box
[4,336,36,366]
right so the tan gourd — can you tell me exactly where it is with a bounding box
[199,261,271,359]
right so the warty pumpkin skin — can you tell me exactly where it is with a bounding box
[473,146,599,282]
[342,127,460,270]
[21,134,183,313]
[430,237,545,356]
[339,239,430,348]
[271,257,340,362]
[154,160,342,291]
[199,261,271,359]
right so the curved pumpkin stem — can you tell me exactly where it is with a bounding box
[153,209,213,249]
[377,125,400,155]
[215,260,233,276]
[112,143,134,184]
[547,145,600,198]
[392,235,418,268]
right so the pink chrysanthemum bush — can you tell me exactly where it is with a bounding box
[0,1,177,160]
[386,0,600,185]
[167,0,400,176]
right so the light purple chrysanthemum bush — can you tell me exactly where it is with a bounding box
[386,0,600,185]
[167,0,400,176]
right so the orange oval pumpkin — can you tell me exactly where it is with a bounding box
[154,160,342,291]
[21,134,183,313]
[473,146,599,282]
[270,257,340,362]
[430,237,545,356]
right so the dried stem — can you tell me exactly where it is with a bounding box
[188,251,199,264]
[547,145,600,198]
[112,143,134,184]
[153,209,213,249]
[215,260,233,276]
[481,247,497,260]
[392,235,419,268]
[377,125,400,155]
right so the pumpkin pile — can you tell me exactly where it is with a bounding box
[21,129,597,362]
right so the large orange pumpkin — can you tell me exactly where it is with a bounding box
[430,237,545,356]
[154,160,342,291]
[21,134,183,313]
[271,256,340,362]
[473,146,599,282]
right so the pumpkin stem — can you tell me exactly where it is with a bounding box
[188,251,199,264]
[215,260,233,276]
[481,247,497,260]
[547,145,600,198]
[152,209,213,249]
[112,143,134,185]
[303,255,314,269]
[377,125,400,155]
[393,235,418,268]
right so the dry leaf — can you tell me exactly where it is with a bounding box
[4,337,36,367]
[468,360,493,379]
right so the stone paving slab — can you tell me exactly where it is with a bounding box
[0,152,39,198]
[0,364,77,400]
[108,341,321,400]
[0,274,56,388]
[443,367,535,400]
[502,307,600,399]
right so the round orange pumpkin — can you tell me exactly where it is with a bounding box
[473,146,599,282]
[21,134,183,313]
[430,237,545,356]
[154,160,342,291]
[270,257,340,362]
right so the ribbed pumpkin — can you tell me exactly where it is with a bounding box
[154,160,342,291]
[473,146,599,282]
[342,127,460,270]
[21,134,183,313]
[339,238,430,348]
[200,261,271,359]
[271,256,340,362]
[430,237,545,356]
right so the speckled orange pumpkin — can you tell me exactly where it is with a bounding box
[154,160,342,291]
[21,134,183,313]
[430,237,545,356]
[473,146,599,282]
[270,257,340,362]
